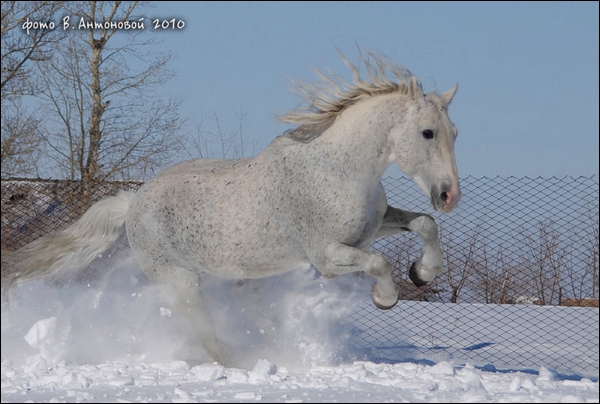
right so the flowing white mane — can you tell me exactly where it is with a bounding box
[278,49,423,127]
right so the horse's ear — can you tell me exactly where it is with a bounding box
[440,84,458,105]
[408,76,423,100]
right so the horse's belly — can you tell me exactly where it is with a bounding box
[184,224,309,279]
[201,253,311,280]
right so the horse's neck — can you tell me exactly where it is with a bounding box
[317,99,395,182]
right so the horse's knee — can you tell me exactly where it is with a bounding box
[367,254,393,278]
[408,214,439,239]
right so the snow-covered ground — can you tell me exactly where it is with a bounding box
[2,254,598,402]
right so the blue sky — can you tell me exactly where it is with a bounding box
[142,1,598,179]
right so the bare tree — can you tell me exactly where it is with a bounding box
[470,242,531,305]
[471,241,502,304]
[561,249,585,302]
[0,100,45,177]
[441,225,480,303]
[1,1,64,98]
[1,1,65,178]
[35,1,184,182]
[566,202,600,301]
[518,221,565,305]
[586,202,599,299]
[185,106,257,160]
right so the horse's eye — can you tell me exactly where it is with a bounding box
[422,129,434,139]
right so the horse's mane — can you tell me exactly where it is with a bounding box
[277,48,423,128]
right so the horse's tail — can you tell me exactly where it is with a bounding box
[2,190,135,294]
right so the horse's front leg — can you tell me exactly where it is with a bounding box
[376,205,443,287]
[320,243,399,310]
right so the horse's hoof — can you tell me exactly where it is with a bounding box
[408,261,429,287]
[372,283,399,310]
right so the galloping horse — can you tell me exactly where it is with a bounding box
[3,50,460,365]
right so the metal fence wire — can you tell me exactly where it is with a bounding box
[1,176,599,375]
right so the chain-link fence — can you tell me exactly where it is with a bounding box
[1,178,143,252]
[377,176,599,306]
[1,176,599,375]
[365,176,599,376]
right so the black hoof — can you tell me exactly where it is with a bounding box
[409,261,429,287]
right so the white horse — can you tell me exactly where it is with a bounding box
[2,50,460,365]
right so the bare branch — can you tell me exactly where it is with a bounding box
[31,1,185,182]
[0,99,45,178]
[187,107,257,160]
[1,1,65,99]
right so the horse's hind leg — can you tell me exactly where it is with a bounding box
[376,205,443,287]
[144,264,229,366]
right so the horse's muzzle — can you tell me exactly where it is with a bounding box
[430,183,460,213]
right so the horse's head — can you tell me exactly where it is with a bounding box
[389,78,461,213]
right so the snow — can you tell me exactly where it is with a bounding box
[2,254,599,403]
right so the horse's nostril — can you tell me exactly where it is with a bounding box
[441,191,449,203]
